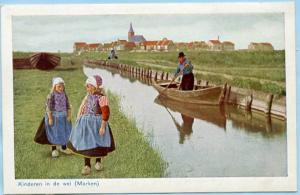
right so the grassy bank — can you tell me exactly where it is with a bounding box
[13,50,286,95]
[14,66,166,179]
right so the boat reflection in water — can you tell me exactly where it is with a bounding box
[164,106,194,144]
[154,94,285,143]
[178,114,194,144]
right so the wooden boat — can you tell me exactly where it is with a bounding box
[13,52,61,70]
[13,58,32,69]
[152,79,222,105]
[28,52,61,70]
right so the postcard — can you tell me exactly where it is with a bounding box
[1,2,297,194]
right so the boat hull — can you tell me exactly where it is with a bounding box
[152,80,222,105]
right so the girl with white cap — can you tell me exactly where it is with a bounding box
[67,75,115,175]
[34,77,72,157]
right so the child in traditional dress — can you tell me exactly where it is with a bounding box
[34,77,72,157]
[67,75,115,175]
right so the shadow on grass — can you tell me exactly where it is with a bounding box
[54,67,80,71]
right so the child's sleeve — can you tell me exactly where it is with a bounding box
[45,93,54,112]
[80,96,87,114]
[99,96,110,121]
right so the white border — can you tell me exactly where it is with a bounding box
[1,2,297,194]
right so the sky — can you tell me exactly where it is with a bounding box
[12,13,285,52]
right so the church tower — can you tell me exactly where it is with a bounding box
[128,22,135,41]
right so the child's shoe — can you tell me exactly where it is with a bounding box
[59,146,72,155]
[51,150,59,158]
[81,166,91,175]
[95,162,103,171]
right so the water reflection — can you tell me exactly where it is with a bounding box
[178,114,194,144]
[224,105,285,137]
[155,95,226,130]
[105,66,153,86]
[163,105,194,144]
[154,94,285,139]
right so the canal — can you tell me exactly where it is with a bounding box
[84,65,287,177]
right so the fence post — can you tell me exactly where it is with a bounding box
[224,85,231,103]
[265,94,274,114]
[160,72,164,80]
[205,81,209,87]
[245,94,253,111]
[154,72,158,81]
[218,83,227,105]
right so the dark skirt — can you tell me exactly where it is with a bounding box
[180,73,194,91]
[34,117,52,145]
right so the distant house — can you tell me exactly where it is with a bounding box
[139,38,174,51]
[114,39,128,51]
[113,39,137,51]
[188,41,208,50]
[125,42,136,50]
[222,41,235,51]
[248,42,274,51]
[140,41,158,51]
[128,23,146,45]
[103,43,114,51]
[87,43,102,52]
[73,42,87,53]
[156,38,175,51]
[207,40,222,51]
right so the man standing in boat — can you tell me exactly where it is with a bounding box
[175,52,194,90]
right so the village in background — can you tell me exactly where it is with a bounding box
[73,23,275,55]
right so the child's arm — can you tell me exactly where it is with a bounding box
[47,112,53,126]
[76,95,87,120]
[67,109,72,122]
[66,94,72,121]
[46,93,54,126]
[99,96,110,136]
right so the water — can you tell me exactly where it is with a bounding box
[83,66,287,177]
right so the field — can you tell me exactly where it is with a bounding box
[14,65,166,179]
[14,50,285,95]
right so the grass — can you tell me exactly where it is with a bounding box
[14,66,166,179]
[13,50,286,96]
